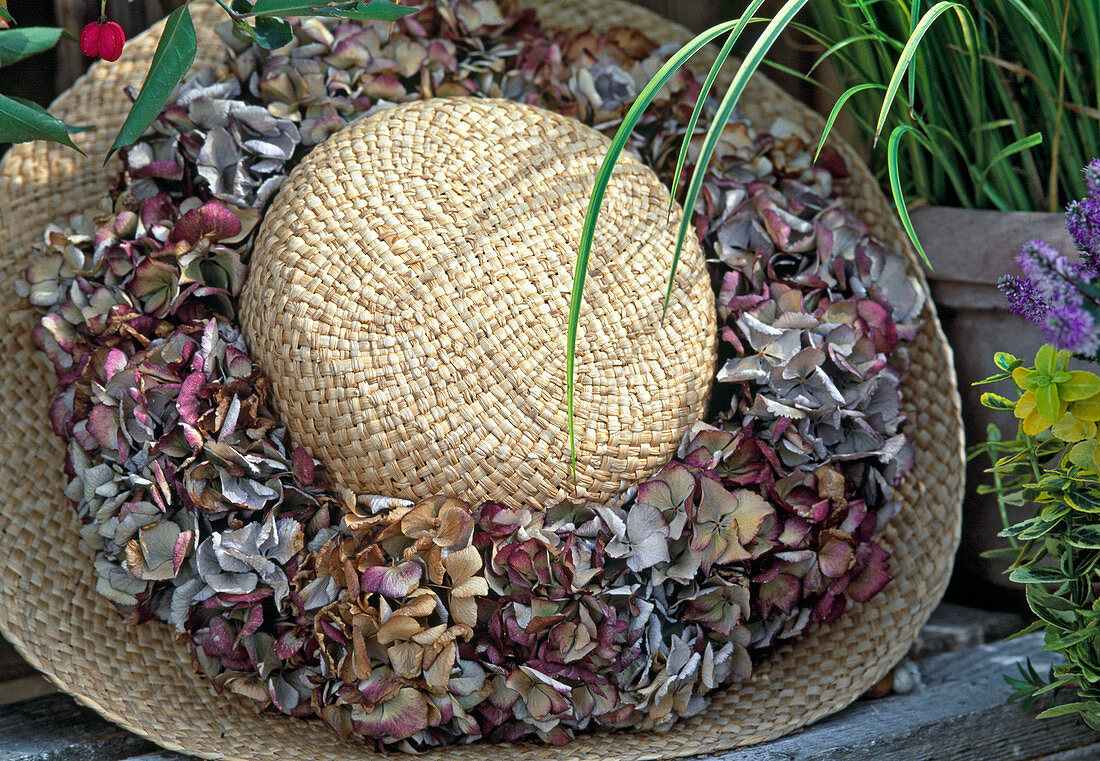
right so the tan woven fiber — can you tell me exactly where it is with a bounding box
[0,1,965,760]
[240,98,716,510]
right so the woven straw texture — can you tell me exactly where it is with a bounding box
[241,98,716,509]
[0,2,964,760]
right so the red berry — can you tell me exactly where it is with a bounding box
[79,21,101,58]
[78,20,125,61]
[98,21,125,62]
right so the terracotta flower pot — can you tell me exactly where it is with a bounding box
[912,206,1078,606]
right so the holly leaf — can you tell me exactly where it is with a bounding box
[106,4,196,162]
[0,26,63,67]
[0,93,83,152]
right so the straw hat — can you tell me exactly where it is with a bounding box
[0,1,964,760]
[240,97,716,510]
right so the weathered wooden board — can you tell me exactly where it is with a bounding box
[709,632,1093,761]
[906,601,1025,660]
[0,694,157,761]
[0,631,1091,761]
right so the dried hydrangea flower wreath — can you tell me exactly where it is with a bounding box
[17,0,928,751]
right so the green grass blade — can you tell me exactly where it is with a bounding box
[667,4,767,214]
[665,0,811,318]
[976,131,1043,204]
[872,1,972,146]
[566,17,745,482]
[886,124,929,266]
[808,33,891,74]
[814,82,884,161]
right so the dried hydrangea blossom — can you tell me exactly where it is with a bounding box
[18,0,924,749]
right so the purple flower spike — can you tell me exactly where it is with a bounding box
[1085,158,1100,200]
[1066,198,1100,258]
[1042,301,1100,357]
[998,275,1048,324]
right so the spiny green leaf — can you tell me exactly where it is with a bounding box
[0,93,82,152]
[106,5,196,162]
[0,26,63,67]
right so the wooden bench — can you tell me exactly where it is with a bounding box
[2,603,1095,761]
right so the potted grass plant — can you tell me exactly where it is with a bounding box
[793,0,1100,601]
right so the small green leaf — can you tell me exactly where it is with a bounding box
[1009,565,1067,584]
[251,16,293,49]
[0,93,82,152]
[106,5,197,161]
[994,352,1021,372]
[974,372,1011,385]
[251,0,416,21]
[0,27,63,67]
[1069,525,1100,549]
[1035,702,1088,719]
[329,1,418,21]
[1065,487,1100,514]
[981,392,1015,411]
[1062,371,1100,401]
[1035,383,1061,422]
[0,8,15,26]
[1004,620,1047,641]
[975,132,1043,202]
[1035,345,1057,376]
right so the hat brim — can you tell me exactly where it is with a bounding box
[0,2,964,759]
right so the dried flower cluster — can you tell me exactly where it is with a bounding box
[1000,158,1100,357]
[20,1,922,750]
